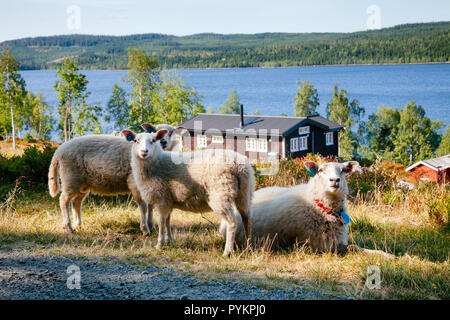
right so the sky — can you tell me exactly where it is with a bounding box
[1,0,449,42]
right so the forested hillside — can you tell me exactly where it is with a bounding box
[1,22,449,69]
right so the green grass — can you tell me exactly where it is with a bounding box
[0,184,448,300]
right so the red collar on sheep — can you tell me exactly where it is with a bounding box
[315,199,352,225]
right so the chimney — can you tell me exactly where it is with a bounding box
[240,104,244,128]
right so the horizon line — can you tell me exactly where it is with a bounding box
[1,20,449,44]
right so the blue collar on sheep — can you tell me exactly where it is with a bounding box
[306,167,317,177]
[340,211,352,224]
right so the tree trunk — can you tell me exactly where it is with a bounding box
[139,85,143,123]
[64,107,68,142]
[10,94,15,150]
[64,99,72,142]
[6,64,16,150]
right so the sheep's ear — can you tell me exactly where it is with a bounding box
[304,161,319,176]
[342,161,360,174]
[122,129,136,142]
[172,126,187,135]
[141,123,156,133]
[155,129,169,141]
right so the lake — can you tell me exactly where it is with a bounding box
[21,63,450,139]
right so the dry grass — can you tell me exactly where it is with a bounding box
[0,139,58,157]
[0,140,27,157]
[0,185,448,300]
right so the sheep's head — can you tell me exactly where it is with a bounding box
[304,161,360,197]
[141,123,186,151]
[122,129,168,159]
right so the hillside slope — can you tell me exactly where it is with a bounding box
[0,21,449,69]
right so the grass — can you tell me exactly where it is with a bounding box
[0,183,448,300]
[0,140,29,157]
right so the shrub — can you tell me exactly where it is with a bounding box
[23,133,37,143]
[0,145,56,185]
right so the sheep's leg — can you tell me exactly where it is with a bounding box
[59,192,74,233]
[210,201,237,257]
[347,245,394,258]
[71,192,88,229]
[223,214,237,257]
[165,212,172,243]
[155,205,171,249]
[139,202,151,236]
[147,204,155,231]
[131,190,152,236]
[335,224,349,254]
[237,208,251,247]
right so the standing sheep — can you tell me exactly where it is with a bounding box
[48,123,183,235]
[221,161,368,253]
[144,123,185,151]
[122,128,254,257]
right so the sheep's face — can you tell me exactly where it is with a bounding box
[155,124,186,151]
[141,123,186,151]
[304,161,360,196]
[122,129,168,159]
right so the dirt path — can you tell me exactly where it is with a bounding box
[0,249,337,300]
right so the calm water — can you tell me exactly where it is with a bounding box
[21,63,450,139]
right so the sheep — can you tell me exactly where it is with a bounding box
[48,123,182,235]
[121,128,254,257]
[143,123,185,151]
[220,161,391,256]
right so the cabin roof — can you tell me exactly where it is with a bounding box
[179,113,343,137]
[405,154,450,172]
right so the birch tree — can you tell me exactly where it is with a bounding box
[125,48,159,131]
[0,49,26,149]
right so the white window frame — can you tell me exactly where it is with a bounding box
[299,126,310,135]
[245,138,257,152]
[325,132,334,146]
[257,139,268,152]
[211,135,223,144]
[197,134,207,148]
[299,136,308,151]
[290,137,299,152]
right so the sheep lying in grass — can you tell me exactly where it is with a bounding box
[122,128,254,257]
[221,161,390,256]
[48,123,184,235]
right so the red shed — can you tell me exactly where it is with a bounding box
[406,154,450,183]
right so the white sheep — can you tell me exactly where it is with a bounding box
[122,128,254,257]
[221,161,391,255]
[48,123,184,235]
[145,123,185,151]
[110,130,122,137]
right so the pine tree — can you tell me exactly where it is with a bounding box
[294,80,319,117]
[326,83,364,159]
[218,89,240,114]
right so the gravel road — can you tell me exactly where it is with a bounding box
[0,249,336,300]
